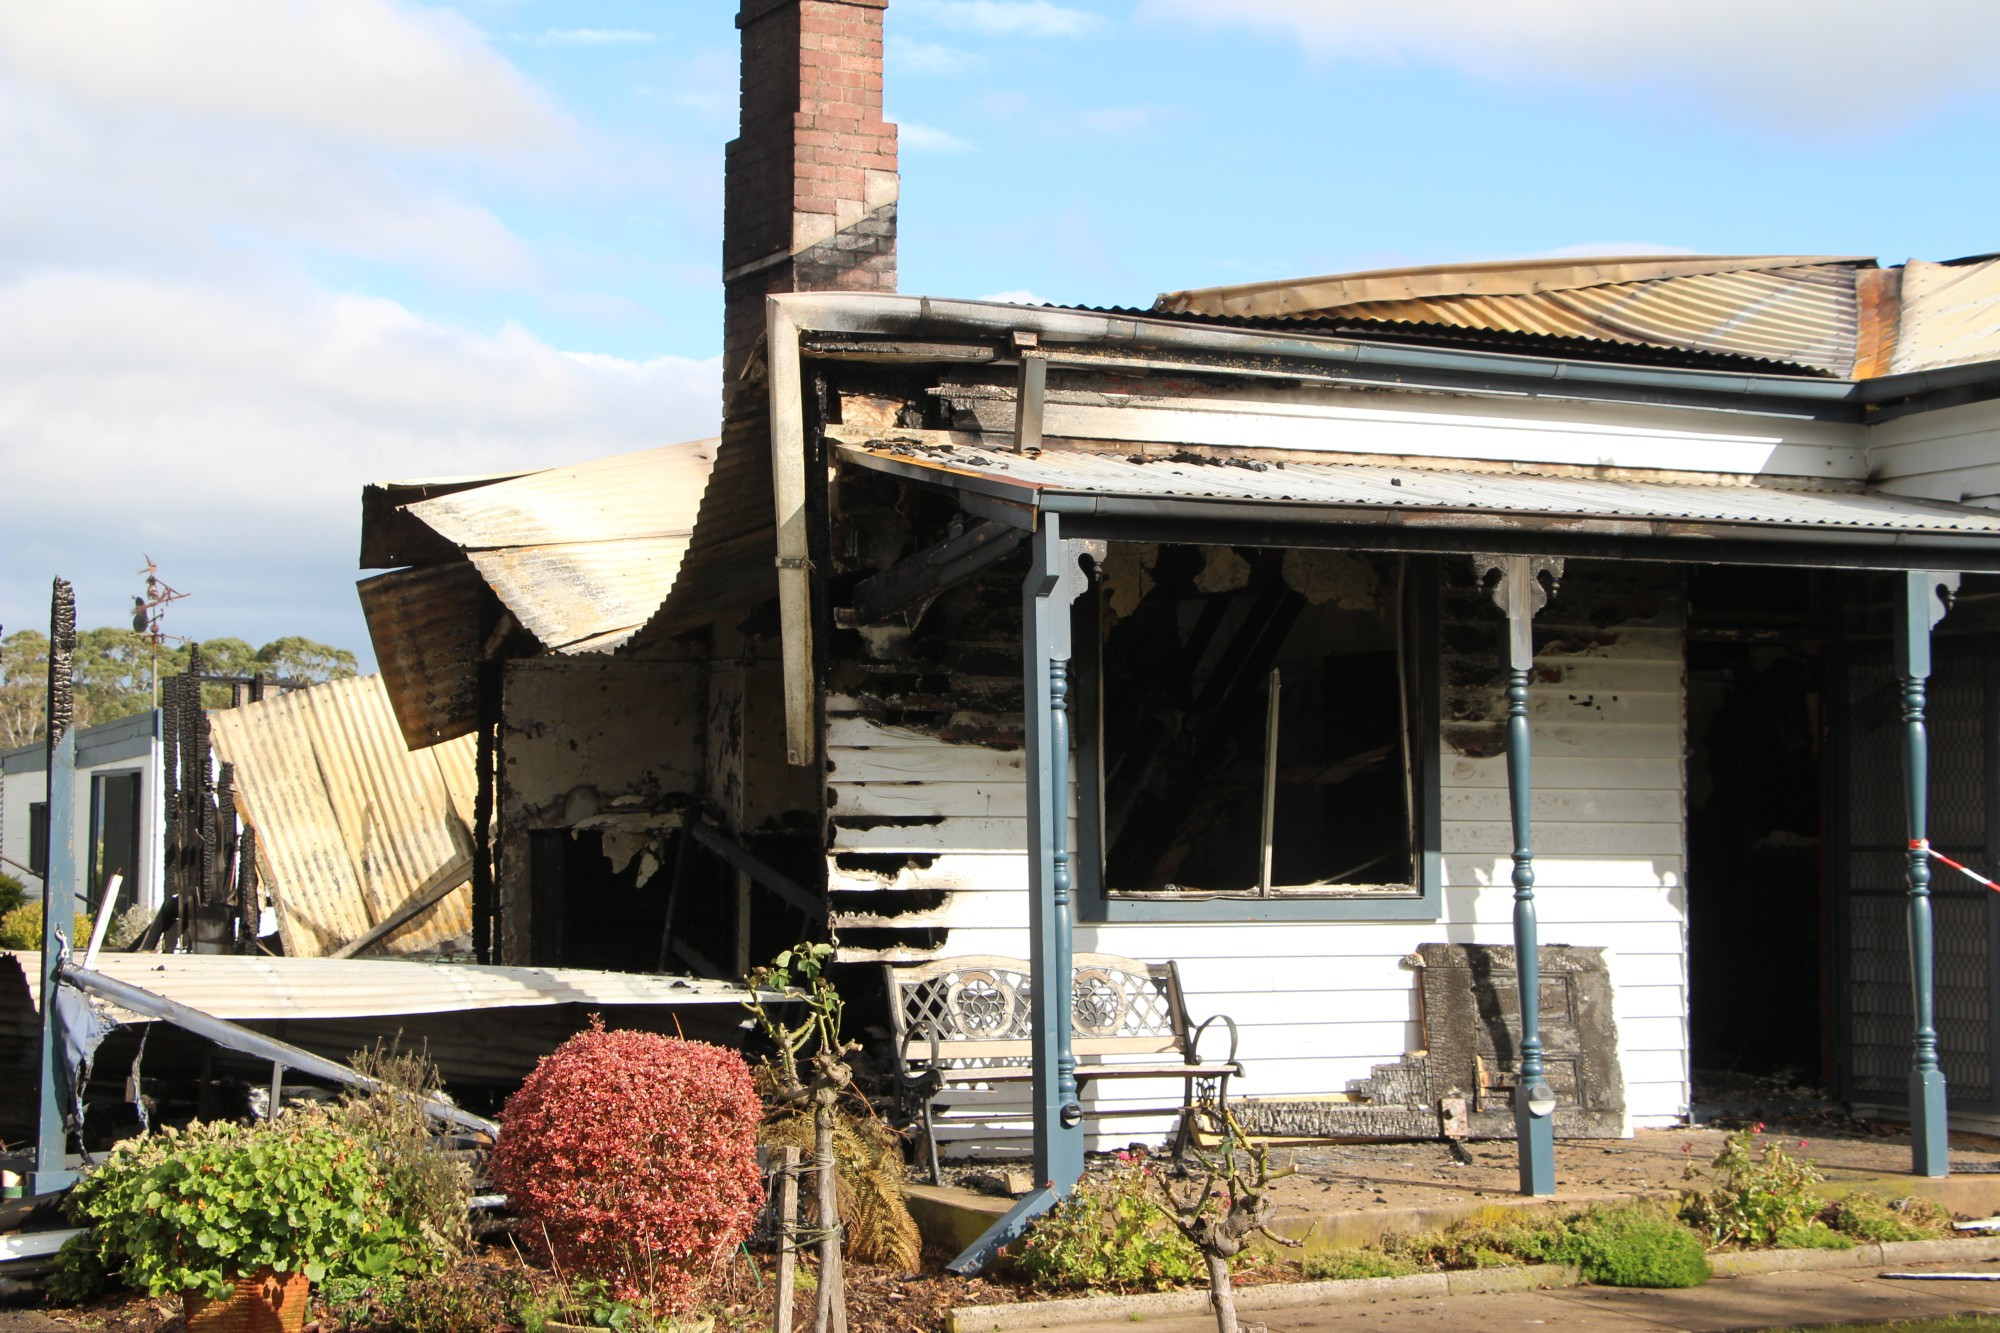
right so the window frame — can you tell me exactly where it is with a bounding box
[1074,550,1442,924]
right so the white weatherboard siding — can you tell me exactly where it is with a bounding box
[1869,399,2000,506]
[829,568,1689,1149]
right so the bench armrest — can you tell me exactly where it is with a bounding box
[1189,1013,1242,1073]
[899,1018,947,1091]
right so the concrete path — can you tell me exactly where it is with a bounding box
[1045,1260,2000,1332]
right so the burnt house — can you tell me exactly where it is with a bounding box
[356,0,2000,1246]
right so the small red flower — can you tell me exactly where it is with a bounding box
[1753,1121,1766,1134]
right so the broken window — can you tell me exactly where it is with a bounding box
[1091,544,1427,898]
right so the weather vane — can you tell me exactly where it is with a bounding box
[133,555,190,705]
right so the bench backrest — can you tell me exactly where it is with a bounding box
[884,953,1190,1066]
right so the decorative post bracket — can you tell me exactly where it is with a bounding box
[1474,554,1563,1197]
[1899,569,1958,1178]
[948,515,1102,1274]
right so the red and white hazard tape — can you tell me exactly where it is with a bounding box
[1912,839,2000,893]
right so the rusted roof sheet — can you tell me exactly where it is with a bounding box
[358,561,494,748]
[402,439,717,654]
[838,439,2000,537]
[1158,256,1869,376]
[1892,257,2000,375]
[208,674,477,958]
[4,951,753,1021]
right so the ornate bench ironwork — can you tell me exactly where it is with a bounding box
[884,952,1242,1182]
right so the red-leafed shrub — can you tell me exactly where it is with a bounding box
[491,1020,764,1312]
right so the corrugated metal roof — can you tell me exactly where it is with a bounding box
[5,951,753,1021]
[208,674,477,958]
[1158,256,1867,376]
[404,439,717,654]
[358,561,492,748]
[839,439,2000,536]
[1893,257,2000,375]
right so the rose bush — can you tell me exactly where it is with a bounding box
[489,1019,764,1313]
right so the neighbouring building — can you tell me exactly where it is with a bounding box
[2,711,163,924]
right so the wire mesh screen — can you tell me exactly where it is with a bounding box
[1843,637,1993,1106]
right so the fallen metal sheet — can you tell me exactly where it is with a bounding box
[403,439,717,654]
[6,951,758,1022]
[58,961,497,1136]
[208,674,476,958]
[838,439,2000,536]
[357,561,493,748]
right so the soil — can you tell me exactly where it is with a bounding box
[1258,1120,2000,1219]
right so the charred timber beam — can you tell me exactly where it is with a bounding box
[798,336,998,363]
[330,852,473,960]
[837,518,1026,628]
[684,819,822,920]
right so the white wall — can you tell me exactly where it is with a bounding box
[1868,398,2000,506]
[827,563,1689,1144]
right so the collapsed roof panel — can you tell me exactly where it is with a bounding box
[208,674,476,958]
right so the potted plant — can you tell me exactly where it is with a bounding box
[59,1109,417,1331]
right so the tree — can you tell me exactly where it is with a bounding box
[0,628,360,748]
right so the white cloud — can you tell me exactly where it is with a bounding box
[900,0,1108,39]
[897,121,977,153]
[980,289,1048,305]
[0,271,719,655]
[888,37,982,75]
[1137,0,2000,131]
[528,29,661,48]
[0,0,564,154]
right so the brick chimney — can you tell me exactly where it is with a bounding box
[724,0,897,385]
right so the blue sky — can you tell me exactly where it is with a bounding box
[6,0,2000,666]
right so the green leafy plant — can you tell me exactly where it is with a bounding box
[1017,1154,1206,1293]
[0,870,26,915]
[58,1110,416,1300]
[0,901,93,951]
[1680,1127,1824,1248]
[1827,1191,1955,1243]
[1556,1204,1711,1287]
[1300,1249,1423,1281]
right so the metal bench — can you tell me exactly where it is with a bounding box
[884,952,1242,1182]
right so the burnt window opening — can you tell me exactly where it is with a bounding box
[1092,544,1426,898]
[89,771,142,917]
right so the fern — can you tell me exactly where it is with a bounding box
[761,1103,921,1270]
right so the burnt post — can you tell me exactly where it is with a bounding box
[948,512,1099,1272]
[34,578,79,1193]
[1475,554,1563,1198]
[1899,570,1957,1177]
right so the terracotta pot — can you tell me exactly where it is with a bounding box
[183,1268,313,1333]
